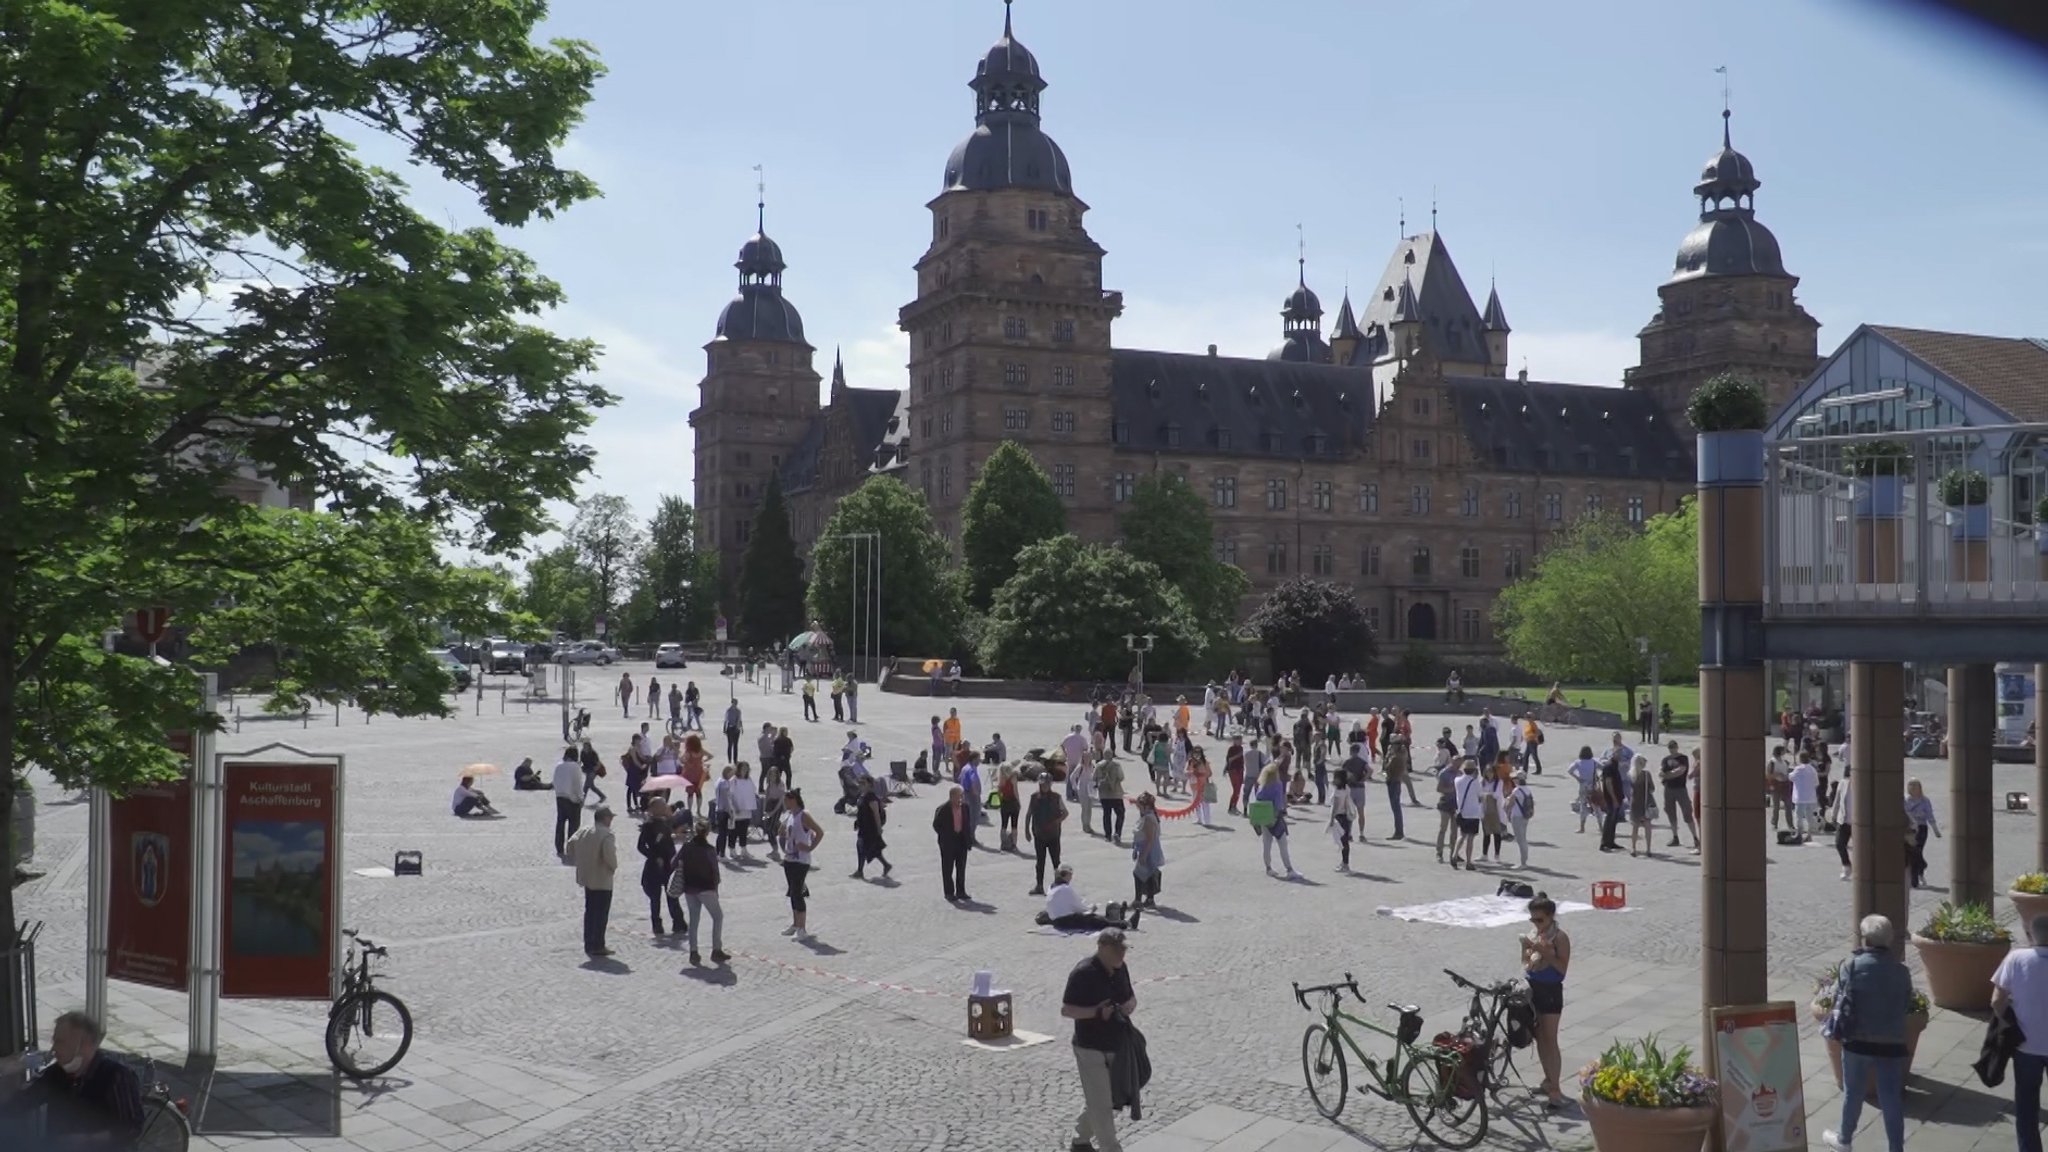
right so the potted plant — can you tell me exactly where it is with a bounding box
[1911,902,2012,1010]
[1939,467,1991,531]
[1687,374,1768,493]
[1843,440,1914,517]
[1810,966,1931,1090]
[1578,1035,1718,1152]
[2012,873,2048,942]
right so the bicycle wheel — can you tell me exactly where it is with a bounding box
[1300,1024,1349,1120]
[1402,1050,1487,1150]
[325,989,414,1079]
[136,1098,191,1152]
[1484,1032,1517,1097]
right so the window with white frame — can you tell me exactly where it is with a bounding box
[1051,410,1074,434]
[1215,538,1239,566]
[1460,545,1481,578]
[1113,472,1137,503]
[1311,544,1334,576]
[1004,316,1028,339]
[1359,483,1379,513]
[1212,476,1237,508]
[1504,546,1524,580]
[1461,486,1479,517]
[1002,361,1027,386]
[1504,489,1522,519]
[1543,492,1562,522]
[1052,463,1076,498]
[1054,319,1076,343]
[1410,485,1430,515]
[1626,494,1645,523]
[1266,478,1288,511]
[1003,407,1029,432]
[1361,542,1381,576]
[1311,480,1333,511]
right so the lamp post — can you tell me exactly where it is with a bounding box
[1123,632,1157,693]
[820,531,881,683]
[1638,636,1663,744]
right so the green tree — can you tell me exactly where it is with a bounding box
[1492,503,1700,705]
[1247,578,1379,683]
[806,477,963,657]
[0,0,605,1015]
[623,496,717,643]
[960,442,1066,612]
[979,535,1205,681]
[738,475,808,646]
[515,544,599,638]
[1119,472,1252,634]
[569,493,643,627]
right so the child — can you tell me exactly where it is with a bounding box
[1628,755,1657,858]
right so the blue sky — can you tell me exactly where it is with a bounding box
[396,0,2048,548]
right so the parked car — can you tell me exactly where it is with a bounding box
[438,650,474,692]
[558,640,613,666]
[654,643,688,669]
[486,639,527,674]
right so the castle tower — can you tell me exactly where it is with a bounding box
[1629,108,1820,424]
[1329,291,1364,366]
[1480,280,1510,369]
[897,0,1124,546]
[1269,260,1331,363]
[689,209,821,599]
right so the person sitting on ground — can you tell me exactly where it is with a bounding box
[452,776,499,818]
[1035,865,1141,932]
[511,758,548,791]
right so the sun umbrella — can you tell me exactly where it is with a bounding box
[462,762,500,776]
[922,658,946,673]
[640,775,689,793]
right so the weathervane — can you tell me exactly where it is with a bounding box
[1296,222,1306,283]
[752,163,765,231]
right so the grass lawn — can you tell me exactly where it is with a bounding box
[1496,685,1702,732]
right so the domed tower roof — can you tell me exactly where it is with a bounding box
[1270,261,1330,362]
[736,231,785,276]
[942,1,1073,194]
[1695,110,1761,205]
[713,204,809,347]
[1669,109,1787,282]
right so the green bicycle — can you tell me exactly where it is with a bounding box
[1293,973,1488,1149]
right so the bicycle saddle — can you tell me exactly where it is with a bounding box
[1388,1003,1421,1017]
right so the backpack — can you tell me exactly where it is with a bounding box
[1518,788,1535,819]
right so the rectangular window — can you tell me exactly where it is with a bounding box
[1363,606,1381,636]
[942,321,953,343]
[1460,545,1481,578]
[1459,608,1482,642]
[921,372,933,396]
[920,461,931,495]
[936,214,950,239]
[735,518,751,544]
[1027,208,1049,232]
[1504,546,1524,580]
[1412,395,1433,417]
[1412,438,1432,461]
[1359,483,1379,513]
[1004,316,1028,339]
[1112,420,1129,445]
[1003,361,1028,386]
[1360,543,1381,577]
[735,451,752,467]
[1627,495,1646,523]
[1052,463,1076,498]
[1052,364,1073,387]
[941,367,954,390]
[1461,486,1479,517]
[1214,427,1234,450]
[1212,476,1237,508]
[941,409,955,434]
[920,416,933,440]
[1266,542,1289,575]
[1266,478,1288,510]
[1003,407,1029,432]
[1412,545,1432,578]
[1409,485,1430,515]
[1586,492,1603,514]
[1054,319,1076,343]
[1543,492,1563,522]
[1215,539,1239,566]
[1504,489,1522,519]
[1311,544,1334,576]
[1310,480,1333,511]
[1051,410,1074,434]
[939,458,952,499]
[1162,423,1181,448]
[1112,471,1137,503]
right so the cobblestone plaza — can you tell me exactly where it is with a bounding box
[19,665,2037,1151]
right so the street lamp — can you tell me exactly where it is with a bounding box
[1637,636,1663,744]
[1123,632,1157,693]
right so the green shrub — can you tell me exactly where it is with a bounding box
[1916,901,2010,944]
[1937,469,1989,507]
[1685,374,1769,433]
[1842,440,1913,478]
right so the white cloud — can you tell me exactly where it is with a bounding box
[839,322,909,392]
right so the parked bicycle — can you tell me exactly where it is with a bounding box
[326,929,413,1079]
[1444,967,1530,1097]
[1293,974,1488,1148]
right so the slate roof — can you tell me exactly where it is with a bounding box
[1361,231,1492,366]
[1444,376,1693,481]
[1867,326,2048,422]
[1110,349,1374,458]
[780,387,905,495]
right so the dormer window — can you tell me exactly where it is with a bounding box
[1161,422,1181,448]
[1308,433,1328,454]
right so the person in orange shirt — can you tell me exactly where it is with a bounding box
[942,708,964,756]
[1522,716,1545,775]
[1174,696,1191,734]
[1364,710,1381,761]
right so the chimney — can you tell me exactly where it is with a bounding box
[1207,344,1218,357]
[1517,367,1528,383]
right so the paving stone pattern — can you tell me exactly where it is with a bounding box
[18,666,2042,1151]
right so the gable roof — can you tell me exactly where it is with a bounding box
[1866,326,2048,422]
[779,386,904,495]
[1361,230,1491,364]
[1444,376,1693,481]
[1111,349,1374,459]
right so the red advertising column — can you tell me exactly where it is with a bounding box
[221,762,339,1000]
[106,780,192,989]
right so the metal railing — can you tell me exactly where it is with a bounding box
[1763,423,2048,618]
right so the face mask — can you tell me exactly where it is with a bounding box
[60,1055,86,1075]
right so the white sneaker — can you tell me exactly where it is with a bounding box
[1285,871,1304,881]
[1820,1129,1850,1151]
[1840,868,1850,881]
[780,925,798,937]
[795,930,813,942]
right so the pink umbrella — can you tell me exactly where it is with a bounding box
[640,775,688,793]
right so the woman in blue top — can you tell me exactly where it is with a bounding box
[1254,764,1300,880]
[1521,894,1572,1111]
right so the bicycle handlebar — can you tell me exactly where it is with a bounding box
[1292,973,1363,1010]
[1444,968,1515,995]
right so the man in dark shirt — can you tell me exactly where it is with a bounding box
[1658,740,1701,852]
[1024,775,1069,897]
[1,1011,145,1148]
[1062,929,1137,1152]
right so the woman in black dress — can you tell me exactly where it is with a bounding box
[852,776,892,880]
[636,797,680,936]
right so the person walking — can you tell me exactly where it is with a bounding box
[636,798,679,937]
[993,764,1021,851]
[1821,915,1915,1152]
[618,672,634,720]
[1451,759,1484,870]
[934,785,974,903]
[567,806,618,958]
[579,739,608,803]
[646,677,661,719]
[1189,749,1214,827]
[1658,740,1701,853]
[772,726,795,788]
[729,763,759,858]
[830,674,846,722]
[1025,775,1068,896]
[1327,774,1358,874]
[851,776,891,880]
[1224,735,1247,815]
[1380,731,1408,841]
[777,790,823,940]
[845,676,859,723]
[1904,778,1941,888]
[1991,913,2048,1152]
[1130,792,1164,908]
[1521,715,1544,775]
[1598,747,1628,852]
[1832,767,1855,880]
[1627,755,1657,857]
[1503,770,1533,869]
[1434,753,1461,863]
[1097,750,1126,843]
[1521,894,1572,1111]
[549,745,586,858]
[1069,744,1097,839]
[1255,764,1300,879]
[1061,928,1137,1152]
[674,819,727,965]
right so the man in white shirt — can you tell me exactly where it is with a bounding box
[1060,725,1089,776]
[552,748,584,857]
[1991,915,2048,1150]
[1789,756,1820,843]
[1042,865,1138,931]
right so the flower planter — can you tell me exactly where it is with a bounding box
[1854,475,1906,519]
[1951,504,1992,541]
[1696,430,1765,487]
[1582,1096,1715,1152]
[1818,1009,1928,1095]
[2012,890,2048,942]
[1912,935,2011,1011]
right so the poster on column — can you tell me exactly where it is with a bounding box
[1708,1002,1807,1152]
[221,761,339,999]
[106,778,192,990]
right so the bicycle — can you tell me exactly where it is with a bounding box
[325,929,414,1079]
[136,1055,193,1152]
[1293,974,1488,1149]
[1444,967,1528,1098]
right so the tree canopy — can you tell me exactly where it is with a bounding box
[0,0,607,1023]
[737,474,808,647]
[618,496,718,645]
[1492,502,1701,703]
[1118,472,1251,636]
[568,493,643,628]
[978,536,1206,682]
[1246,578,1379,683]
[960,442,1066,612]
[806,477,964,658]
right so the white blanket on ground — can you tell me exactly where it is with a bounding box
[1378,894,1606,929]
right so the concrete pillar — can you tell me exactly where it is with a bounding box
[1850,663,1908,944]
[2037,663,2047,875]
[1949,664,1997,907]
[1696,430,1770,1048]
